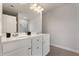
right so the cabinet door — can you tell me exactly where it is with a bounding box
[3,39,26,54]
[4,48,27,56]
[42,34,50,56]
[25,38,31,56]
[32,36,42,56]
[3,38,31,56]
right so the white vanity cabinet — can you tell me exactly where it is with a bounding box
[2,34,50,56]
[3,38,31,56]
[31,35,42,56]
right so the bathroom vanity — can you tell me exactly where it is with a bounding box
[1,8,50,56]
[1,34,50,56]
[1,4,50,56]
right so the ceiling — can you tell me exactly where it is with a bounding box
[3,3,64,16]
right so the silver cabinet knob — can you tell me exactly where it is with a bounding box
[37,40,39,41]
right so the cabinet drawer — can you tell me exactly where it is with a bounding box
[32,36,42,45]
[32,36,42,56]
[32,45,42,56]
[4,48,28,56]
[32,36,42,49]
[3,38,31,56]
[3,39,26,53]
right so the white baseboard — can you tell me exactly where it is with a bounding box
[51,44,79,54]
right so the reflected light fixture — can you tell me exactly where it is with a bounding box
[40,8,44,11]
[30,4,44,13]
[32,4,37,7]
[37,6,41,9]
[30,3,37,10]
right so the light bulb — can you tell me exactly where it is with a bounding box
[37,9,41,13]
[37,6,41,9]
[40,8,44,11]
[30,3,37,10]
[34,7,38,11]
[32,4,37,7]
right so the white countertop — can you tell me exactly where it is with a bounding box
[1,33,43,43]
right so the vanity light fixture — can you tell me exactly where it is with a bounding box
[37,6,41,9]
[32,4,37,7]
[36,6,41,13]
[30,3,37,10]
[30,4,44,13]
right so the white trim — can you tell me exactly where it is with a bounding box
[51,44,79,54]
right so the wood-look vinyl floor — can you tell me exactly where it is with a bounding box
[47,46,79,56]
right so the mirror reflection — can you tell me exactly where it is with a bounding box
[2,3,42,34]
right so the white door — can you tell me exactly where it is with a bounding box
[42,34,50,56]
[32,36,42,56]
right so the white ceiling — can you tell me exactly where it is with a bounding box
[3,3,64,16]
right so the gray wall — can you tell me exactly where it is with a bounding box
[42,4,79,52]
[76,4,79,51]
